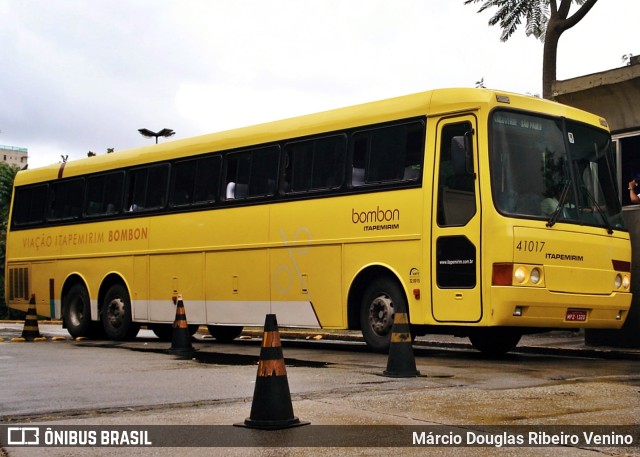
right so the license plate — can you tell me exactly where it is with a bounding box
[566,310,587,322]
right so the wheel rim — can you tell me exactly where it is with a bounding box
[368,294,394,336]
[105,297,125,329]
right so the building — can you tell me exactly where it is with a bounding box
[0,145,28,168]
[553,57,640,348]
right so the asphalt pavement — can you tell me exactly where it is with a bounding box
[2,320,640,457]
[254,327,640,360]
[3,320,640,360]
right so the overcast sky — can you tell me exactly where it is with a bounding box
[0,0,637,169]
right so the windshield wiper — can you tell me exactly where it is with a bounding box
[581,185,614,235]
[546,180,571,228]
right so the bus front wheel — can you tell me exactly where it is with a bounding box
[360,277,405,353]
[469,328,521,356]
[101,284,140,341]
[63,283,92,339]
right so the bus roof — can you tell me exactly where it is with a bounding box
[15,87,608,186]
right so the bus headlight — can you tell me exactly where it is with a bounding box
[615,274,622,289]
[492,263,545,287]
[530,268,541,284]
[615,274,630,290]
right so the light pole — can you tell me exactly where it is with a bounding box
[138,128,175,144]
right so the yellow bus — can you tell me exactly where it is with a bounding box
[5,88,632,355]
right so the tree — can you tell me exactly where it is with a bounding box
[464,0,598,99]
[0,163,20,318]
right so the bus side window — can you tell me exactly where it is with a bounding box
[170,156,220,206]
[283,135,345,193]
[437,122,476,226]
[48,179,84,221]
[146,165,169,209]
[403,122,424,180]
[248,146,279,197]
[350,134,368,187]
[224,147,278,200]
[312,136,345,189]
[350,121,424,187]
[224,153,250,200]
[104,172,124,214]
[368,127,406,182]
[125,164,169,211]
[126,168,146,211]
[192,155,221,204]
[12,185,47,226]
[85,172,123,216]
[170,159,196,206]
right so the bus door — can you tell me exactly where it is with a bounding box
[431,116,482,322]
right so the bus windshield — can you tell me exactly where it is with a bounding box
[489,110,624,231]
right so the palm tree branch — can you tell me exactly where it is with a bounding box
[558,0,597,31]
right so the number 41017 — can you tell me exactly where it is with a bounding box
[516,240,545,252]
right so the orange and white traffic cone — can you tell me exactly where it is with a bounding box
[383,305,420,378]
[21,295,43,342]
[236,314,309,429]
[169,296,194,355]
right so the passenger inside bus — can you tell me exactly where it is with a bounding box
[225,181,248,200]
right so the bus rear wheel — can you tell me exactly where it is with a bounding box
[360,277,405,353]
[469,328,521,356]
[207,325,243,342]
[101,284,140,341]
[63,283,92,339]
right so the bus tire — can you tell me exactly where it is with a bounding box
[469,328,521,356]
[360,277,405,353]
[62,283,92,339]
[207,325,243,342]
[151,324,173,341]
[101,284,140,341]
[152,323,200,341]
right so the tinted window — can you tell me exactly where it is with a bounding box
[436,121,476,226]
[12,185,47,226]
[85,172,124,216]
[224,146,279,200]
[351,121,424,187]
[283,135,346,193]
[48,179,84,221]
[125,164,169,211]
[170,155,221,206]
[10,118,427,230]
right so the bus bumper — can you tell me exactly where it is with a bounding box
[488,287,632,329]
